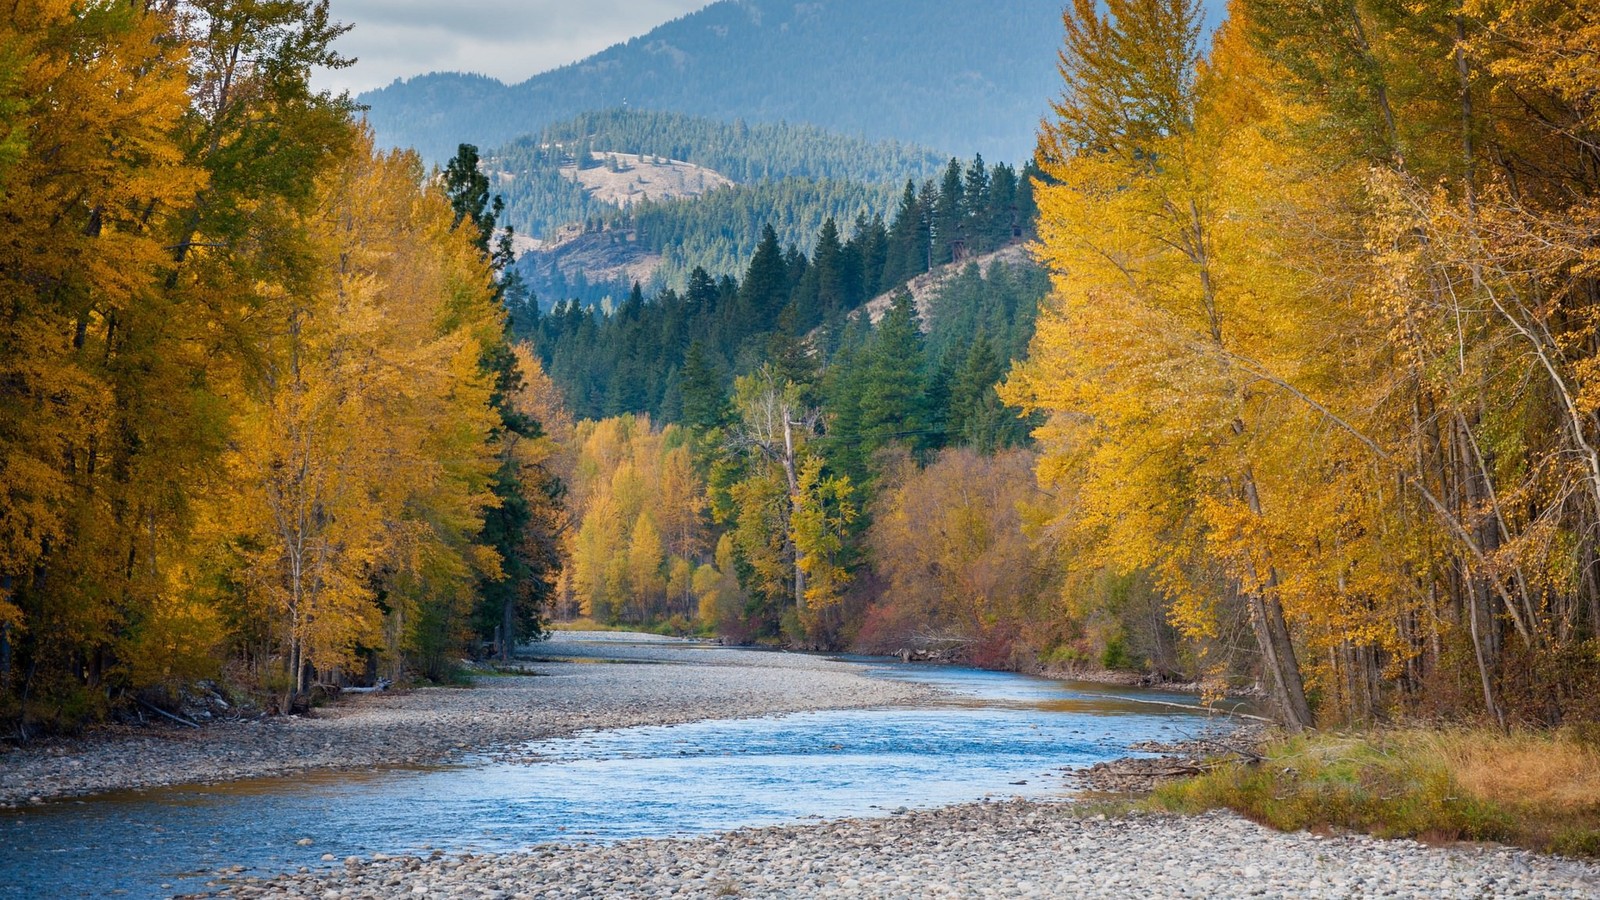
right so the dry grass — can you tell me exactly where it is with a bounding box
[1156,727,1600,857]
[1431,729,1600,812]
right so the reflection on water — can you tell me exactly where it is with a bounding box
[0,659,1235,899]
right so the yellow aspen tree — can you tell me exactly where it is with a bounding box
[790,457,856,619]
[222,133,502,699]
[626,512,666,620]
[0,0,206,713]
[1004,0,1319,727]
[570,488,624,620]
[656,444,709,562]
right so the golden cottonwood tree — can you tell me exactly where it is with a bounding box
[218,136,502,700]
[1011,0,1600,727]
[0,2,568,729]
[0,0,207,718]
[1005,0,1317,728]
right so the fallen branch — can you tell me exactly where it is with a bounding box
[136,697,200,729]
[1103,694,1277,724]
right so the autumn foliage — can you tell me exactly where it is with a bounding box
[1005,0,1600,727]
[0,1,565,729]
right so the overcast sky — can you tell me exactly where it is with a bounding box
[316,0,711,95]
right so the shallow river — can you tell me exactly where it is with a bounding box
[0,655,1237,898]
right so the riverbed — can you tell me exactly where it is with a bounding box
[0,634,1232,898]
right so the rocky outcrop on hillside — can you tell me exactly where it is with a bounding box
[855,243,1033,330]
[517,227,663,296]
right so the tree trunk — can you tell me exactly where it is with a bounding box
[1241,470,1315,732]
[782,415,806,613]
[1,574,11,692]
[501,595,516,663]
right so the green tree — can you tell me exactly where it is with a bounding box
[859,289,931,461]
[738,224,789,325]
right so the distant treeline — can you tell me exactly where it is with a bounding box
[520,176,902,308]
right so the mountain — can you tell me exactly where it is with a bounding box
[359,0,1071,164]
[485,109,946,239]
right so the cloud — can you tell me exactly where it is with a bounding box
[317,0,710,94]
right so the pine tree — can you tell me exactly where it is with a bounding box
[949,334,1009,453]
[962,155,991,251]
[444,143,562,659]
[859,289,930,461]
[738,224,789,327]
[812,218,847,318]
[680,341,733,433]
[933,159,965,264]
[884,180,925,286]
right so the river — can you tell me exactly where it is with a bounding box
[0,652,1236,898]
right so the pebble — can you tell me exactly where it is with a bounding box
[192,802,1600,899]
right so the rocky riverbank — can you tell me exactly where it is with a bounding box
[195,799,1600,899]
[0,632,934,805]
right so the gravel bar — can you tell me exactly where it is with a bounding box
[0,632,934,805]
[200,801,1600,899]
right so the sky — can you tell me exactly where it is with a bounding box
[317,0,711,95]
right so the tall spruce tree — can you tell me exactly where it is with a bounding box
[948,333,1017,453]
[933,159,965,265]
[859,289,931,462]
[738,224,789,327]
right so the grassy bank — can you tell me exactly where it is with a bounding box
[1155,728,1600,857]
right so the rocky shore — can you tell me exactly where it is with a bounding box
[0,632,934,805]
[198,800,1600,899]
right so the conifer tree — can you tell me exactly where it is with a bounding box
[739,224,789,326]
[884,180,925,285]
[932,159,965,264]
[812,218,847,318]
[859,290,931,462]
[444,142,562,658]
[680,342,734,434]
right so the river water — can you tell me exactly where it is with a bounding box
[0,656,1236,898]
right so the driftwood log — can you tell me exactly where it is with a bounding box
[135,697,200,729]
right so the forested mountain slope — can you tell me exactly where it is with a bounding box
[359,0,1069,164]
[485,109,946,239]
[514,175,901,308]
[527,154,1041,421]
